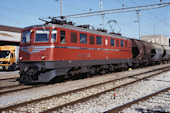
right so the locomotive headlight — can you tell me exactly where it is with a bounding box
[41,56,45,60]
[19,57,23,60]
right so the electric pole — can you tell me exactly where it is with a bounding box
[153,24,155,36]
[136,10,141,40]
[60,0,63,17]
[55,0,63,17]
[100,0,105,28]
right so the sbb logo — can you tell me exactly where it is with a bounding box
[28,46,34,54]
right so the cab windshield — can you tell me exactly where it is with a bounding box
[0,51,10,58]
[35,29,50,42]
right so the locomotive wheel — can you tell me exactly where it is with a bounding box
[79,73,88,79]
[87,73,93,77]
[133,64,138,69]
[123,64,129,71]
[143,63,148,67]
[105,70,111,74]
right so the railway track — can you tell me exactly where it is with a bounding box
[0,77,45,96]
[0,74,47,96]
[106,87,170,113]
[1,65,169,112]
[0,77,19,81]
[0,84,45,95]
[0,77,21,95]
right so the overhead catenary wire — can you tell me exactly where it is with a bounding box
[54,2,170,18]
[53,1,169,38]
[130,0,170,27]
[53,1,169,37]
[54,0,154,37]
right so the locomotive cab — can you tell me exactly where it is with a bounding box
[19,26,65,83]
[20,26,62,61]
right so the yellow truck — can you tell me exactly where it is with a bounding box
[0,46,19,71]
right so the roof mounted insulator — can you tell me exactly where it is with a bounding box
[51,19,66,25]
[97,28,107,33]
[109,32,121,36]
[67,21,74,25]
[77,25,90,29]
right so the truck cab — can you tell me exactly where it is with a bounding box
[0,46,19,71]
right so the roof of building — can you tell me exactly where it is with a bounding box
[0,25,22,44]
[141,35,168,38]
[0,25,22,33]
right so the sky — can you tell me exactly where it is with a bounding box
[0,0,170,39]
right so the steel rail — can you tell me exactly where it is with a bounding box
[105,87,170,113]
[0,84,20,90]
[0,84,45,96]
[0,77,19,81]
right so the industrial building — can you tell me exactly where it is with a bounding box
[0,25,22,45]
[141,35,169,46]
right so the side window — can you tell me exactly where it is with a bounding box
[121,40,124,47]
[22,30,31,43]
[35,29,50,42]
[60,30,65,44]
[105,39,108,46]
[71,32,77,43]
[116,40,119,47]
[97,36,102,45]
[51,29,57,42]
[80,33,87,44]
[90,35,94,45]
[125,41,128,48]
[111,39,115,46]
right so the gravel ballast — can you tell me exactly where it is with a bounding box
[57,70,170,113]
[10,68,162,112]
[122,90,170,113]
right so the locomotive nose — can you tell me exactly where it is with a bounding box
[19,65,40,83]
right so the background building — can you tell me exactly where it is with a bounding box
[141,35,169,46]
[0,25,22,45]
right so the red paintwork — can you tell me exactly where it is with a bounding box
[19,26,132,62]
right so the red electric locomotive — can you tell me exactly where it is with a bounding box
[19,19,132,83]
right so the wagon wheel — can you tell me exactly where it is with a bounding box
[2,66,6,71]
[9,64,16,71]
